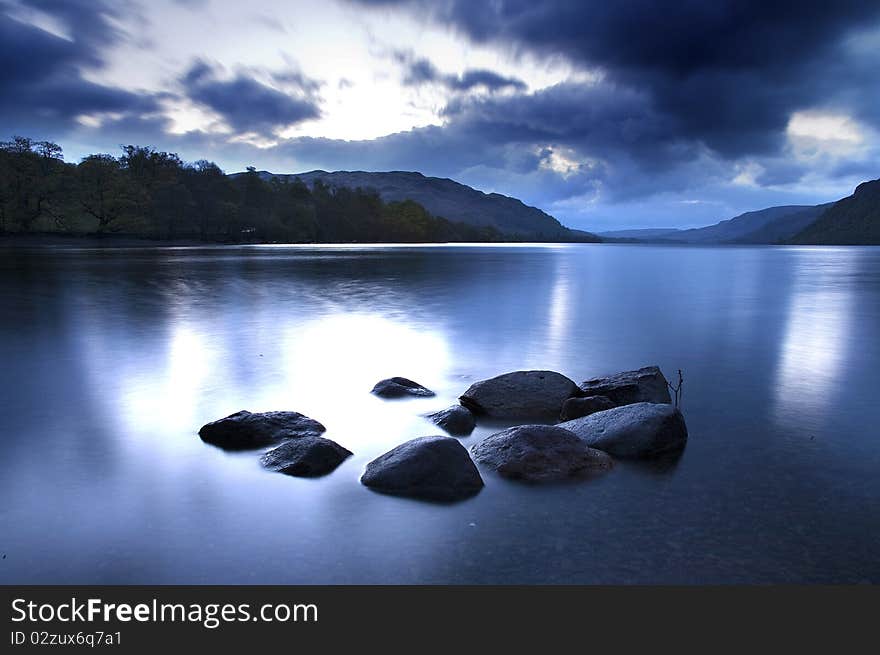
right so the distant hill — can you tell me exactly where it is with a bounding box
[597,228,682,240]
[599,206,820,244]
[734,205,829,243]
[598,181,877,246]
[244,170,598,241]
[671,205,818,243]
[789,179,880,245]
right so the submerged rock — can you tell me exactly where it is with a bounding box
[471,425,612,482]
[559,395,616,421]
[425,405,476,437]
[361,436,484,502]
[260,436,352,477]
[199,410,326,450]
[371,377,435,398]
[459,370,580,419]
[580,366,672,406]
[558,402,687,458]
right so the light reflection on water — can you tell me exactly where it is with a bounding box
[1,243,879,584]
[774,249,859,430]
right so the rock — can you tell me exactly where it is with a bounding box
[425,405,476,436]
[361,436,484,502]
[371,377,435,398]
[559,395,616,421]
[459,370,580,419]
[580,366,672,406]
[260,436,352,477]
[558,402,687,458]
[199,410,326,451]
[471,425,612,482]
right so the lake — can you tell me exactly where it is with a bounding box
[1,243,878,584]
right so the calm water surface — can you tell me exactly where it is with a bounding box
[1,243,879,583]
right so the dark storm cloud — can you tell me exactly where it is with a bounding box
[355,0,880,158]
[181,60,322,134]
[393,50,526,92]
[441,82,682,167]
[0,2,157,131]
[276,79,705,203]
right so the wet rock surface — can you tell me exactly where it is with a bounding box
[460,370,580,419]
[361,436,484,502]
[425,404,476,436]
[372,377,435,398]
[471,424,613,482]
[580,366,672,406]
[559,402,687,458]
[260,436,352,477]
[199,410,326,451]
[559,395,616,421]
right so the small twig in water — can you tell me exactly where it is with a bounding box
[667,369,684,409]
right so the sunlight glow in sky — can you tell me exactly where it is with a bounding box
[87,0,580,143]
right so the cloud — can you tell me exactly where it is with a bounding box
[4,0,880,230]
[393,50,526,92]
[15,0,138,48]
[322,0,880,226]
[1,1,320,140]
[0,2,158,132]
[180,60,322,135]
[354,0,880,157]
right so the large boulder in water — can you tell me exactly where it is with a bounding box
[371,377,435,398]
[199,410,326,450]
[459,370,580,419]
[580,366,672,406]
[361,436,484,502]
[425,405,476,436]
[559,395,616,421]
[558,402,687,458]
[471,425,612,482]
[260,436,352,477]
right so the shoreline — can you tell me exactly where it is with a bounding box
[1,233,875,249]
[0,233,207,248]
[0,232,596,248]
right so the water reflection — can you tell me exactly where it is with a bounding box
[282,313,450,395]
[278,312,453,452]
[545,253,574,362]
[1,244,879,584]
[773,249,857,428]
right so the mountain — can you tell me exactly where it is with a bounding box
[599,203,834,245]
[789,179,880,245]
[597,228,683,240]
[670,205,820,243]
[247,170,598,241]
[599,176,880,246]
[734,205,829,243]
[600,206,821,243]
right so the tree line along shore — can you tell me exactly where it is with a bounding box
[0,136,530,244]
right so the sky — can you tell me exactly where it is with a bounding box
[2,0,880,231]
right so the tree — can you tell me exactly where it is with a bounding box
[0,135,517,244]
[118,145,185,236]
[184,160,236,240]
[77,154,132,233]
[0,137,67,232]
